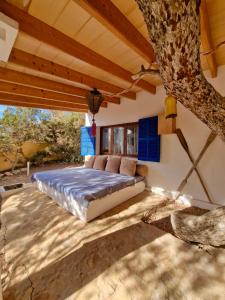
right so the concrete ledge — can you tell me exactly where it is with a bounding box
[0,183,32,199]
[150,186,221,210]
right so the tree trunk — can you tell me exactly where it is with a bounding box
[0,152,14,166]
[11,148,20,172]
[171,206,225,246]
[135,0,225,140]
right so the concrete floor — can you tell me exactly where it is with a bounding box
[1,187,225,300]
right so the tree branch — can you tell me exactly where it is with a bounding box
[135,0,225,140]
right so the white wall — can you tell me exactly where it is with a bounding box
[86,66,225,208]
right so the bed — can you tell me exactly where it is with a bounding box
[31,167,146,222]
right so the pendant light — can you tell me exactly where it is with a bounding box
[86,88,104,137]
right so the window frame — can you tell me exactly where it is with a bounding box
[100,122,138,157]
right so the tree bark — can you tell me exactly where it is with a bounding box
[171,206,225,246]
[135,0,225,140]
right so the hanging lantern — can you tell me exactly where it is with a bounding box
[165,95,177,119]
[86,88,104,137]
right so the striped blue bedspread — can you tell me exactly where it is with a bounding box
[31,167,143,202]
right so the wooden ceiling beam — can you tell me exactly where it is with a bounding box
[0,1,155,93]
[200,0,217,78]
[9,50,134,101]
[0,93,88,111]
[0,66,119,104]
[0,81,108,108]
[5,0,31,10]
[74,0,155,63]
[0,99,87,112]
[0,66,91,96]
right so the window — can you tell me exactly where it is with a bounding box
[113,127,124,154]
[101,127,111,153]
[100,123,138,157]
[127,126,138,155]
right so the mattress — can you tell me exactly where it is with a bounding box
[31,167,143,202]
[34,179,145,222]
[32,167,145,221]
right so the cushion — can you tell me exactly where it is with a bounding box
[105,156,121,173]
[120,157,137,177]
[136,164,148,177]
[84,156,95,168]
[93,155,108,171]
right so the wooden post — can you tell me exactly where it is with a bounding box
[27,161,30,176]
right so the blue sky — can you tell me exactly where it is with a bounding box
[0,105,79,117]
[0,105,7,117]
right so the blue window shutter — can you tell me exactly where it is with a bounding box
[138,118,151,139]
[80,127,96,156]
[148,116,158,135]
[138,116,160,162]
[147,136,161,162]
[138,116,158,138]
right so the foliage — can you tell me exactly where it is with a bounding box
[30,150,49,166]
[41,111,84,163]
[0,107,50,170]
[0,107,85,170]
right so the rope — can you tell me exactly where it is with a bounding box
[200,40,225,55]
[102,40,225,99]
[102,77,142,99]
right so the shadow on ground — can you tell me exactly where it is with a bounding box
[1,187,225,300]
[4,222,164,299]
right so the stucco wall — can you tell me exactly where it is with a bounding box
[0,141,48,172]
[86,66,225,208]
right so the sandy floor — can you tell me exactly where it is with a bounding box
[1,187,225,300]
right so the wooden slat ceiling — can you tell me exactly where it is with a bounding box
[5,0,162,89]
[0,0,225,112]
[27,0,148,72]
[26,0,225,73]
[203,0,225,67]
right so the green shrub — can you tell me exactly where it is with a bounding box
[0,108,85,169]
[30,150,49,166]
